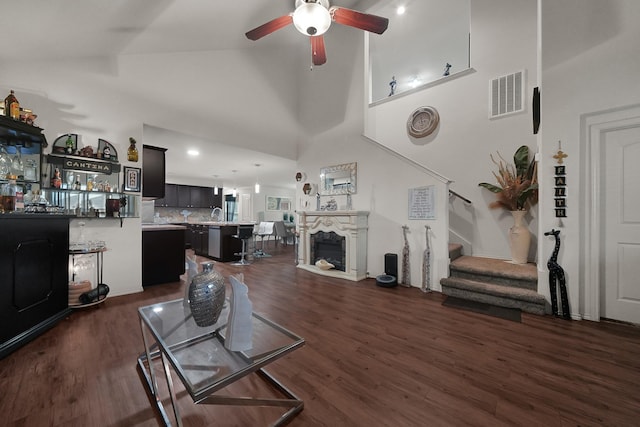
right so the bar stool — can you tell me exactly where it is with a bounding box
[254,221,274,258]
[232,225,254,266]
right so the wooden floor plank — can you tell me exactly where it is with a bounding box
[1,246,639,426]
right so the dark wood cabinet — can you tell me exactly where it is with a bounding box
[154,184,222,209]
[189,186,203,208]
[176,184,191,207]
[142,145,166,199]
[0,216,72,358]
[190,224,209,256]
[142,226,185,286]
[154,183,178,207]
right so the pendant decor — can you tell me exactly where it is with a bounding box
[509,210,531,264]
[553,140,568,224]
[188,261,226,327]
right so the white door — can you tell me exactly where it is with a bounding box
[602,126,640,324]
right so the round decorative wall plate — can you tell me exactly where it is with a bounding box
[407,106,440,138]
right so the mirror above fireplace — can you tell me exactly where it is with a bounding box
[319,162,357,196]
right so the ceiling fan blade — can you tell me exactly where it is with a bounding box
[310,36,327,65]
[330,7,389,34]
[245,15,293,41]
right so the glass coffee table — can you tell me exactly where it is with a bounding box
[137,298,305,426]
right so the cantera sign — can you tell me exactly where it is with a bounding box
[63,158,113,174]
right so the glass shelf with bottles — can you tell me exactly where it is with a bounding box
[0,143,41,186]
[42,166,139,218]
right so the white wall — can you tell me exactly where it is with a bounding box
[295,24,451,285]
[364,0,539,261]
[539,0,640,318]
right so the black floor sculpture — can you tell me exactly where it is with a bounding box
[544,229,571,320]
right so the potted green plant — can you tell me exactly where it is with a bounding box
[479,145,538,264]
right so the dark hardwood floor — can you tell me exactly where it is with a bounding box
[1,242,639,426]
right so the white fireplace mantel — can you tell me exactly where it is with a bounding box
[297,210,369,281]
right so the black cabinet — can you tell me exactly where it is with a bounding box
[154,183,178,207]
[188,224,208,256]
[142,145,166,199]
[142,227,185,286]
[154,183,222,209]
[177,185,192,207]
[0,216,72,358]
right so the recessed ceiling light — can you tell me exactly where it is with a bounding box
[397,6,406,15]
[187,149,199,156]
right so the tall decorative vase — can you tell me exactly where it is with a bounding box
[188,262,226,327]
[509,210,531,264]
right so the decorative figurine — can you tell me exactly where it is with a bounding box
[401,225,411,287]
[443,63,452,76]
[389,75,397,96]
[225,274,253,352]
[422,225,431,293]
[544,229,571,320]
[102,145,111,160]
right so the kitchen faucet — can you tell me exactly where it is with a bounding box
[211,207,223,221]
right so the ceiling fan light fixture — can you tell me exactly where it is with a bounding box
[293,3,331,36]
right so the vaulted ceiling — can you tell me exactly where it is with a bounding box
[2,0,367,189]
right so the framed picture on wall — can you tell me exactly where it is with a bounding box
[266,196,291,211]
[123,166,141,192]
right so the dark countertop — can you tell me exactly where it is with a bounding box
[0,213,76,220]
[142,224,187,231]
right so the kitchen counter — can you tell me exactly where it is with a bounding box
[142,224,187,231]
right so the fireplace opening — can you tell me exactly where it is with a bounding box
[310,231,346,272]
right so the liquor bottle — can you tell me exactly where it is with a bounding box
[127,137,138,162]
[51,167,62,188]
[4,90,20,120]
[1,174,18,212]
[65,134,74,154]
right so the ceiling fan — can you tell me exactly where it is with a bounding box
[245,0,389,66]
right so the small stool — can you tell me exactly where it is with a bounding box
[232,225,254,266]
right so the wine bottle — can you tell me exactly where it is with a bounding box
[4,90,20,120]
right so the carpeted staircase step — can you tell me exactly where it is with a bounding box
[448,243,463,261]
[448,255,537,291]
[440,276,548,315]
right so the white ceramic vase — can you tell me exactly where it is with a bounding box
[509,210,531,264]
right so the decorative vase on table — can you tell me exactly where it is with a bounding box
[509,210,531,264]
[188,261,226,327]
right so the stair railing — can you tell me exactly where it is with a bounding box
[449,190,472,205]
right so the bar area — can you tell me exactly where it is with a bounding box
[0,106,141,358]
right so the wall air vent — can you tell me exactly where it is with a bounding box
[489,70,525,119]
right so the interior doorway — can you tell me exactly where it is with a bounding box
[583,104,640,324]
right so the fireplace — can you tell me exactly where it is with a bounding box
[297,210,369,281]
[311,231,346,272]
